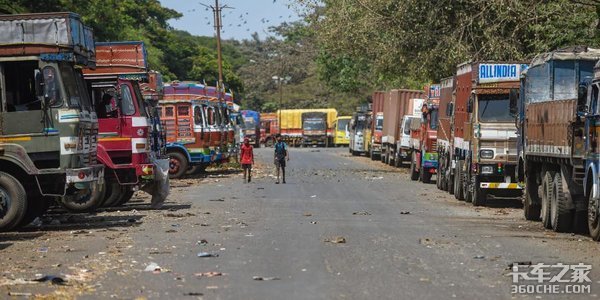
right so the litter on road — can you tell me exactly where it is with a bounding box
[324,236,346,244]
[197,252,219,258]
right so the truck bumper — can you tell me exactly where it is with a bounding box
[66,164,104,185]
[479,182,523,189]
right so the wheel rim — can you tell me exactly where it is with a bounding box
[169,157,181,174]
[0,187,10,219]
[67,188,92,204]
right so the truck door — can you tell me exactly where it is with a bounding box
[176,104,194,143]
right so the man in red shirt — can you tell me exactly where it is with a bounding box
[240,137,254,183]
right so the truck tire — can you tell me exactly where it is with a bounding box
[471,176,486,206]
[551,172,573,232]
[464,178,472,203]
[420,167,432,183]
[436,166,442,190]
[394,153,401,168]
[454,161,465,201]
[115,188,135,206]
[588,180,600,240]
[186,165,207,175]
[523,172,541,221]
[410,153,419,181]
[168,151,189,179]
[103,181,127,207]
[18,195,52,228]
[60,181,106,213]
[541,171,554,229]
[448,174,455,195]
[0,172,27,231]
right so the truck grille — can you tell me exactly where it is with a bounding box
[81,123,98,165]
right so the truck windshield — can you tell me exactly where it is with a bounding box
[132,81,148,117]
[60,63,92,111]
[243,118,256,128]
[429,109,438,130]
[304,120,326,130]
[478,94,512,122]
[375,117,383,131]
[338,119,350,131]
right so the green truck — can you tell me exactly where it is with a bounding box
[0,13,104,230]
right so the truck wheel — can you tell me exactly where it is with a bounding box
[410,153,419,181]
[168,151,189,179]
[18,195,52,228]
[103,181,126,207]
[464,178,472,203]
[471,176,486,206]
[454,162,464,201]
[588,182,600,240]
[394,154,401,168]
[60,182,106,213]
[523,173,541,221]
[0,172,27,231]
[448,173,455,194]
[541,171,554,229]
[421,169,432,184]
[436,166,443,190]
[115,188,135,206]
[551,172,573,232]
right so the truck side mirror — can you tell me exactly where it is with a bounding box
[34,70,44,98]
[577,84,588,112]
[509,88,518,116]
[466,95,474,113]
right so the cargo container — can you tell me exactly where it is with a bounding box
[436,77,455,192]
[368,91,384,160]
[409,85,439,183]
[0,13,104,230]
[83,41,169,207]
[452,62,526,206]
[381,89,425,166]
[517,46,600,237]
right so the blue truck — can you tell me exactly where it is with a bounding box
[241,110,261,148]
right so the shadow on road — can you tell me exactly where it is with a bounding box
[18,214,144,232]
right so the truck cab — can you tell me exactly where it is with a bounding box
[409,101,439,183]
[349,111,368,155]
[302,111,328,147]
[0,13,104,230]
[333,116,351,147]
[241,110,261,147]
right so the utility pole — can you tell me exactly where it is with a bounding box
[201,0,232,150]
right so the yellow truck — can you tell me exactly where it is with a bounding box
[276,109,338,147]
[333,116,351,146]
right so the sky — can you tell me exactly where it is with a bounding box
[159,0,302,40]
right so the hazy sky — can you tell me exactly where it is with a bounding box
[159,0,302,40]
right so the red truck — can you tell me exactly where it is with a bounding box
[259,112,279,147]
[409,86,439,183]
[83,41,169,207]
[436,77,455,192]
[368,91,384,160]
[381,89,425,167]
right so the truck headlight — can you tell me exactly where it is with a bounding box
[480,149,494,159]
[480,165,494,174]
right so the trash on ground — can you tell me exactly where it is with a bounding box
[400,211,411,215]
[70,230,91,235]
[184,292,204,296]
[473,255,485,259]
[197,239,208,245]
[8,292,33,296]
[33,275,66,285]
[303,212,312,217]
[37,247,48,253]
[144,262,162,273]
[310,221,317,224]
[310,195,317,198]
[194,272,222,277]
[352,211,371,216]
[197,252,219,258]
[253,276,281,281]
[324,236,346,244]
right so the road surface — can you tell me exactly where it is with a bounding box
[1,147,599,299]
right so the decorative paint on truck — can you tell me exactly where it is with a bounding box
[436,76,455,193]
[369,91,384,160]
[0,12,104,230]
[409,86,439,183]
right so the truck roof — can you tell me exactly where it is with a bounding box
[0,12,95,66]
[83,41,147,79]
[531,46,600,68]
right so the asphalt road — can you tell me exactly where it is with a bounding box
[1,147,600,299]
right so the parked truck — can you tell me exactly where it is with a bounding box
[259,112,278,147]
[333,116,351,147]
[0,12,105,230]
[349,109,369,156]
[83,41,169,207]
[277,109,337,147]
[436,77,455,192]
[368,91,384,160]
[517,46,600,236]
[453,62,526,206]
[409,86,439,183]
[302,111,328,147]
[241,110,260,147]
[382,89,425,167]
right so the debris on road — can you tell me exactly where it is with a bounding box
[184,292,204,296]
[324,236,346,244]
[310,221,317,224]
[209,198,225,202]
[303,212,313,217]
[400,211,411,215]
[310,195,317,198]
[33,275,67,285]
[144,262,162,273]
[8,292,33,296]
[352,211,371,216]
[197,239,209,245]
[194,272,223,278]
[473,255,485,259]
[197,252,219,258]
[253,276,280,281]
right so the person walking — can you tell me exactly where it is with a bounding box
[240,137,254,183]
[274,134,289,184]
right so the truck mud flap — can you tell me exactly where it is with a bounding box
[141,158,170,209]
[479,182,523,189]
